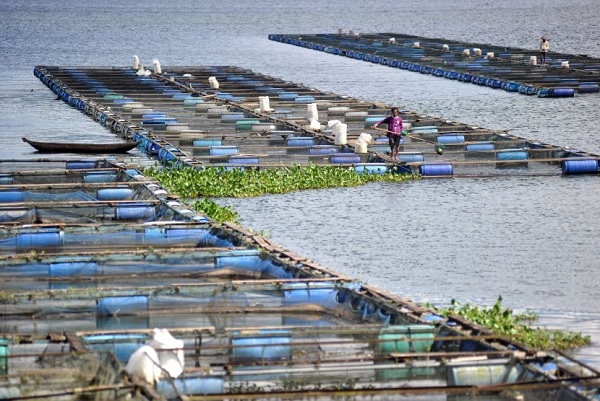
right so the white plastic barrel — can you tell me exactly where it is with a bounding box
[561,61,570,69]
[463,49,470,57]
[442,44,449,51]
[355,140,368,154]
[332,122,347,145]
[307,103,318,121]
[486,52,495,59]
[208,76,219,89]
[413,42,420,48]
[258,96,273,112]
[473,48,482,56]
[530,56,538,66]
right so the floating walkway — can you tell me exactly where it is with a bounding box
[32,65,600,177]
[1,158,600,400]
[268,32,600,97]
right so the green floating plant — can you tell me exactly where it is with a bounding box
[144,164,417,198]
[429,296,590,351]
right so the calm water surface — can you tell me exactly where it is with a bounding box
[1,0,599,366]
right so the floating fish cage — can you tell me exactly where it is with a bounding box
[1,159,599,400]
[33,65,600,178]
[269,32,600,97]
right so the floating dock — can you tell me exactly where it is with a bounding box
[32,65,600,177]
[268,32,600,97]
[0,63,597,399]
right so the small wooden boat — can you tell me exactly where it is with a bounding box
[22,137,140,153]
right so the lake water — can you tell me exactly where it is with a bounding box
[1,0,599,366]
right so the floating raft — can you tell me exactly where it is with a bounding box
[1,158,600,400]
[268,32,600,97]
[32,65,600,177]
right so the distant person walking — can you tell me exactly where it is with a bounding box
[539,36,549,65]
[372,107,404,159]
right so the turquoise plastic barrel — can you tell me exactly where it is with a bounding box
[0,338,8,375]
[96,295,149,316]
[419,163,453,176]
[0,175,13,185]
[295,96,315,102]
[377,325,435,354]
[562,158,599,175]
[96,188,134,201]
[193,139,222,147]
[496,149,528,160]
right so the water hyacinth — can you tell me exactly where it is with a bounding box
[144,164,417,198]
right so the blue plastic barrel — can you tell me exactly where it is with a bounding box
[466,142,495,151]
[330,154,361,164]
[83,333,147,363]
[228,156,260,165]
[309,145,338,155]
[287,137,314,146]
[283,282,336,305]
[66,160,97,169]
[49,262,98,276]
[562,158,599,175]
[97,295,149,316]
[220,113,245,122]
[412,126,438,134]
[83,171,117,183]
[0,191,24,202]
[295,96,315,102]
[209,146,238,156]
[496,149,528,160]
[16,228,64,248]
[551,88,575,97]
[397,152,424,163]
[419,163,453,176]
[437,134,465,144]
[157,377,224,398]
[578,83,600,93]
[231,329,292,360]
[354,163,388,174]
[115,203,155,220]
[183,98,205,106]
[96,188,134,201]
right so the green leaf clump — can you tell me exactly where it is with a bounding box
[144,164,416,198]
[429,296,590,351]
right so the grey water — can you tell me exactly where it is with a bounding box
[1,0,600,366]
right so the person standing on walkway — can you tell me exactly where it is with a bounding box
[372,107,404,159]
[539,36,549,65]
